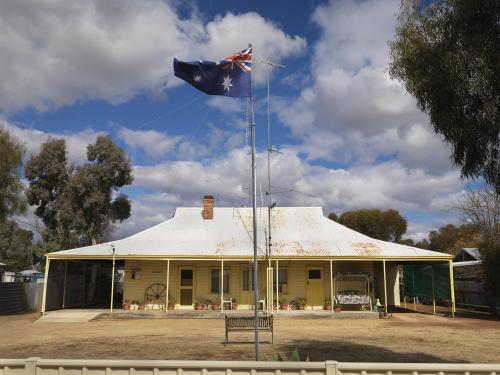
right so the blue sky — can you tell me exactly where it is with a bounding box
[0,0,469,241]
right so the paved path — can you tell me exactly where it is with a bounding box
[36,309,105,323]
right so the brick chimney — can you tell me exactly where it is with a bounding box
[201,195,214,220]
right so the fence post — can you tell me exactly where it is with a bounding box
[25,357,39,375]
[325,361,338,375]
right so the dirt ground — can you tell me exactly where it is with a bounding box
[1,312,499,363]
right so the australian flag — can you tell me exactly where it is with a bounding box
[173,47,252,97]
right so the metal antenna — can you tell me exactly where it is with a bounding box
[260,59,285,264]
[249,43,259,362]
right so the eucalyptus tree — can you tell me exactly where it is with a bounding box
[390,0,499,192]
[26,136,133,249]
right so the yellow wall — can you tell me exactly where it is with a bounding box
[123,259,399,309]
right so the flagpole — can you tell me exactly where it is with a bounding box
[249,42,259,361]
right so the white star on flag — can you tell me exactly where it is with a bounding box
[222,75,233,91]
[193,74,202,82]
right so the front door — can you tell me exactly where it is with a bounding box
[241,267,253,307]
[306,268,324,308]
[179,269,194,307]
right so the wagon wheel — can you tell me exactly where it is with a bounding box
[144,283,167,311]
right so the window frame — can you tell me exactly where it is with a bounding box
[210,268,230,294]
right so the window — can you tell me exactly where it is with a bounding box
[308,269,321,279]
[180,269,193,286]
[242,267,254,291]
[278,269,288,293]
[211,269,229,293]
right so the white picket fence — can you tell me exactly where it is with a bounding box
[1,358,499,375]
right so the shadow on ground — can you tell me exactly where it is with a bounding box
[274,339,467,363]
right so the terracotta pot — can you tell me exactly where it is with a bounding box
[168,304,175,310]
[196,304,204,310]
[212,304,220,311]
[334,306,342,312]
[138,304,146,310]
[281,303,289,310]
[324,304,332,310]
[122,303,131,310]
[299,304,305,310]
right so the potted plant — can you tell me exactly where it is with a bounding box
[334,305,342,313]
[195,297,205,310]
[324,297,332,310]
[138,303,146,310]
[131,300,139,310]
[122,299,131,310]
[168,296,175,310]
[280,299,289,310]
[297,297,306,310]
[212,302,220,311]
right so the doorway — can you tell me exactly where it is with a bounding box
[241,267,253,306]
[306,267,324,308]
[179,269,194,307]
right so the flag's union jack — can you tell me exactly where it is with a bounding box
[222,47,252,72]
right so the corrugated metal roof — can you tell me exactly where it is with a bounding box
[49,207,450,259]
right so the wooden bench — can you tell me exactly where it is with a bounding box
[224,315,273,345]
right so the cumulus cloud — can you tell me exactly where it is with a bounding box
[118,127,182,158]
[131,148,464,215]
[0,1,305,113]
[110,147,466,239]
[277,0,454,175]
[2,120,105,164]
[117,124,244,160]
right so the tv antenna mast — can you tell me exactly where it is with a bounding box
[260,59,285,264]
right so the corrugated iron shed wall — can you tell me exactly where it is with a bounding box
[0,282,26,314]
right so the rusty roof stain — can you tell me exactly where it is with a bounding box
[52,207,451,259]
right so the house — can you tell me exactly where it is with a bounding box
[453,248,481,265]
[41,196,455,314]
[452,248,487,308]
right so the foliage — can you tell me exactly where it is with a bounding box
[453,189,499,239]
[327,212,338,222]
[0,220,34,271]
[334,209,407,242]
[428,223,481,255]
[453,188,500,302]
[0,126,26,221]
[25,138,75,248]
[62,136,133,245]
[270,348,307,362]
[389,0,500,192]
[398,237,431,249]
[26,136,133,249]
[480,237,500,303]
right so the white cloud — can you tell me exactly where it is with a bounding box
[112,192,181,239]
[118,127,181,158]
[2,120,104,164]
[112,147,466,239]
[276,0,455,175]
[202,12,306,84]
[0,1,306,113]
[117,123,244,160]
[131,148,464,215]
